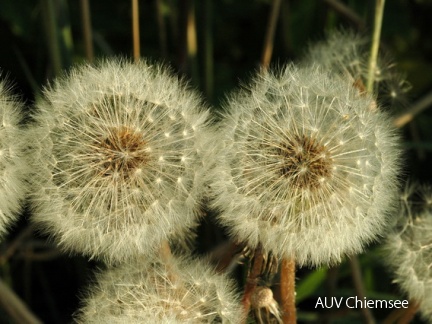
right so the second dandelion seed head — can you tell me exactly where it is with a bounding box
[211,64,401,267]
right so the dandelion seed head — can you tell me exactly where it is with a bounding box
[303,29,410,111]
[384,183,432,322]
[31,59,211,263]
[211,65,401,267]
[0,78,30,238]
[76,255,244,323]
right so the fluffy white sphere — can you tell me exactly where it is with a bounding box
[0,79,29,237]
[31,59,211,263]
[76,255,244,323]
[384,184,432,322]
[211,65,401,267]
[303,30,410,110]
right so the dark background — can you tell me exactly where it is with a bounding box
[1,0,432,323]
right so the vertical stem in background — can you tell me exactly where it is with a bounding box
[132,0,141,62]
[42,0,62,76]
[155,0,168,58]
[0,279,43,324]
[241,246,265,323]
[186,0,199,87]
[80,0,94,62]
[203,0,214,101]
[366,0,386,93]
[349,256,376,324]
[280,258,296,323]
[261,0,282,70]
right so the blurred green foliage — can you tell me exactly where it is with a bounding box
[1,0,432,323]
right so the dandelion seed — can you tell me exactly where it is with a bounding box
[211,65,401,267]
[76,255,244,323]
[250,286,282,324]
[31,59,211,263]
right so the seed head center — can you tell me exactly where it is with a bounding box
[97,126,147,177]
[278,135,332,190]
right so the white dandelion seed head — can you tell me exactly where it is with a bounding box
[31,59,212,263]
[303,30,410,111]
[384,183,432,322]
[0,78,30,238]
[211,64,401,267]
[75,255,244,323]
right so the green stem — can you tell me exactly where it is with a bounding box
[366,0,386,93]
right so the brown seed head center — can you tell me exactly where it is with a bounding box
[278,135,332,190]
[97,126,147,177]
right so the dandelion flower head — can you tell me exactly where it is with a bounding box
[303,30,410,111]
[32,59,210,263]
[384,183,432,322]
[76,255,244,323]
[212,64,401,267]
[0,79,29,237]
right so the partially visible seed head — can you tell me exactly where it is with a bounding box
[0,78,29,237]
[76,255,244,323]
[384,183,432,322]
[303,29,410,111]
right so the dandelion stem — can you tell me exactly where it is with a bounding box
[261,0,282,70]
[366,0,385,93]
[42,0,62,76]
[203,0,214,101]
[349,256,376,324]
[0,224,35,266]
[186,0,199,86]
[394,90,432,128]
[322,0,365,30]
[382,300,419,324]
[132,0,141,61]
[155,0,168,58]
[80,0,94,62]
[242,246,265,322]
[0,278,43,324]
[280,258,296,323]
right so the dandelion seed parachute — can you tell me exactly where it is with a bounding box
[75,255,244,323]
[0,79,28,237]
[384,184,432,322]
[31,59,212,263]
[211,64,401,267]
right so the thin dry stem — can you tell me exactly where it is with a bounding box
[0,224,35,265]
[280,258,296,323]
[42,0,62,75]
[132,0,141,61]
[186,0,199,84]
[349,256,376,324]
[394,91,432,128]
[242,246,265,323]
[0,279,43,324]
[322,0,365,30]
[80,0,94,62]
[383,300,419,324]
[261,0,282,70]
[155,0,168,57]
[366,0,386,93]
